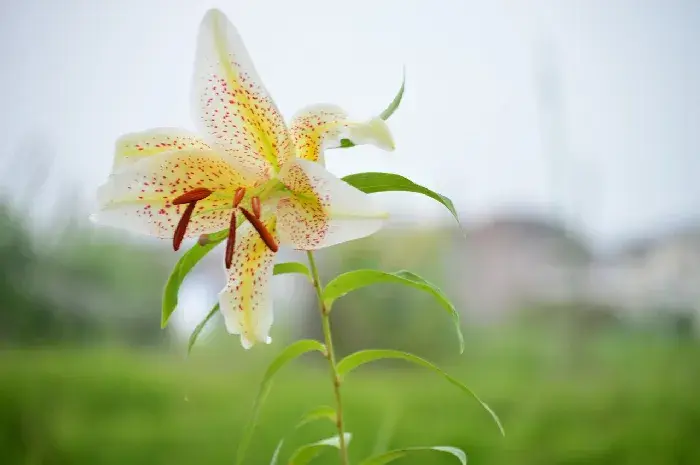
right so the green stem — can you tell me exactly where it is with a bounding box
[306,251,349,465]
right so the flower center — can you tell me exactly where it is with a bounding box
[170,186,278,267]
[223,187,278,268]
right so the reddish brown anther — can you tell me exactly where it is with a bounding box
[172,187,213,205]
[251,196,261,219]
[233,187,246,208]
[225,207,237,269]
[173,202,197,251]
[240,207,279,252]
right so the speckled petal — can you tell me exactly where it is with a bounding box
[277,158,387,249]
[218,212,277,349]
[290,104,395,163]
[93,149,248,238]
[111,128,212,171]
[192,9,293,178]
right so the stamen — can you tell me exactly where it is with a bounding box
[233,187,246,208]
[225,207,237,269]
[240,207,279,253]
[172,188,213,205]
[251,196,261,219]
[173,202,197,251]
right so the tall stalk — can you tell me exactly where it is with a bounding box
[306,251,349,465]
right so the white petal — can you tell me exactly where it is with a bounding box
[290,104,395,163]
[346,117,395,151]
[218,213,278,349]
[277,159,387,249]
[192,9,293,175]
[111,128,211,172]
[94,149,246,238]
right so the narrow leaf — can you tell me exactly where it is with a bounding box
[270,439,285,465]
[187,303,219,354]
[287,433,352,465]
[361,446,466,465]
[339,70,405,147]
[270,406,338,464]
[323,269,464,353]
[379,69,405,121]
[337,350,504,436]
[296,405,337,429]
[161,229,227,327]
[236,340,327,465]
[274,262,312,281]
[342,172,459,224]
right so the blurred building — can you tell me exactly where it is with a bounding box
[592,228,700,317]
[444,215,700,328]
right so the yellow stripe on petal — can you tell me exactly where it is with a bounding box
[219,213,278,349]
[193,9,293,176]
[94,150,247,238]
[290,104,395,163]
[277,159,387,250]
[113,128,211,171]
[290,104,347,163]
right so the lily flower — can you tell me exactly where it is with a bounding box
[93,9,395,348]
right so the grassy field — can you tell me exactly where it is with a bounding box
[1,327,699,465]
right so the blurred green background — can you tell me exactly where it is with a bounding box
[3,2,700,463]
[1,200,699,465]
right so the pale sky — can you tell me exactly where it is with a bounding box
[1,0,699,247]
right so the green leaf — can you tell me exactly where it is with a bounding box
[296,405,337,429]
[361,446,466,465]
[270,439,285,465]
[161,229,227,328]
[270,406,337,464]
[339,71,405,147]
[273,262,312,281]
[187,303,219,354]
[323,269,464,353]
[287,433,352,465]
[236,340,327,465]
[342,172,459,224]
[379,68,405,121]
[337,350,504,437]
